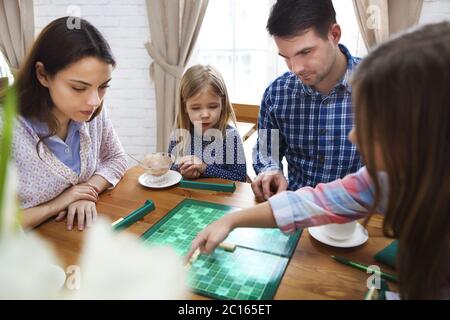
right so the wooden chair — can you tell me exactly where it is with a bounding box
[232,103,288,183]
[232,103,259,124]
[232,103,259,182]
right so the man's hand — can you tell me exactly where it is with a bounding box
[251,170,288,202]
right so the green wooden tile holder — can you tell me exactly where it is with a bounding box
[179,178,236,193]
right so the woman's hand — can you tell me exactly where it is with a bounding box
[78,182,101,193]
[49,185,98,230]
[50,185,98,213]
[55,200,98,231]
[22,184,100,231]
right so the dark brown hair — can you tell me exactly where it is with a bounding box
[14,17,115,148]
[352,22,450,299]
[266,0,336,39]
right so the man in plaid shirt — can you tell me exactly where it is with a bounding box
[251,0,363,201]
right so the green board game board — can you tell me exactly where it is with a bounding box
[141,199,302,300]
[225,227,300,257]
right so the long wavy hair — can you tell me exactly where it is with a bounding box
[352,22,450,299]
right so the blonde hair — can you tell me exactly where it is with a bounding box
[172,64,237,156]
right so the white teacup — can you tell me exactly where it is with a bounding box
[322,221,357,241]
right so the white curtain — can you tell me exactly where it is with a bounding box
[0,0,35,75]
[145,0,209,151]
[353,0,423,49]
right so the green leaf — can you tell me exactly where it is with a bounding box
[0,83,17,231]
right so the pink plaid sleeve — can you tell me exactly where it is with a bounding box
[268,167,382,233]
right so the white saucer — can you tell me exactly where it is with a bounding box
[308,222,369,248]
[138,170,182,188]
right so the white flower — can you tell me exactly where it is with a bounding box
[1,105,187,299]
[68,218,188,299]
[0,232,65,300]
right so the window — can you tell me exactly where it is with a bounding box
[333,0,367,57]
[193,0,277,104]
[0,51,13,84]
[193,0,365,104]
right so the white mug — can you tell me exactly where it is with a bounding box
[322,221,357,241]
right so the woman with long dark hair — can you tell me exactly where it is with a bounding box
[8,17,127,231]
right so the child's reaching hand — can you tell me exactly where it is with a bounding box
[185,216,234,262]
[185,202,277,264]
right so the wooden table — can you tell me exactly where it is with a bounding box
[35,166,397,299]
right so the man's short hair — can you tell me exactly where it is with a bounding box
[267,0,337,39]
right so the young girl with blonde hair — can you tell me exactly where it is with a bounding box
[168,64,246,182]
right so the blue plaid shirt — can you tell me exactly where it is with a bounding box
[253,44,363,190]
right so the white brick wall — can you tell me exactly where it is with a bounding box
[34,0,156,168]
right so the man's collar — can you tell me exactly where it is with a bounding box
[338,44,359,94]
